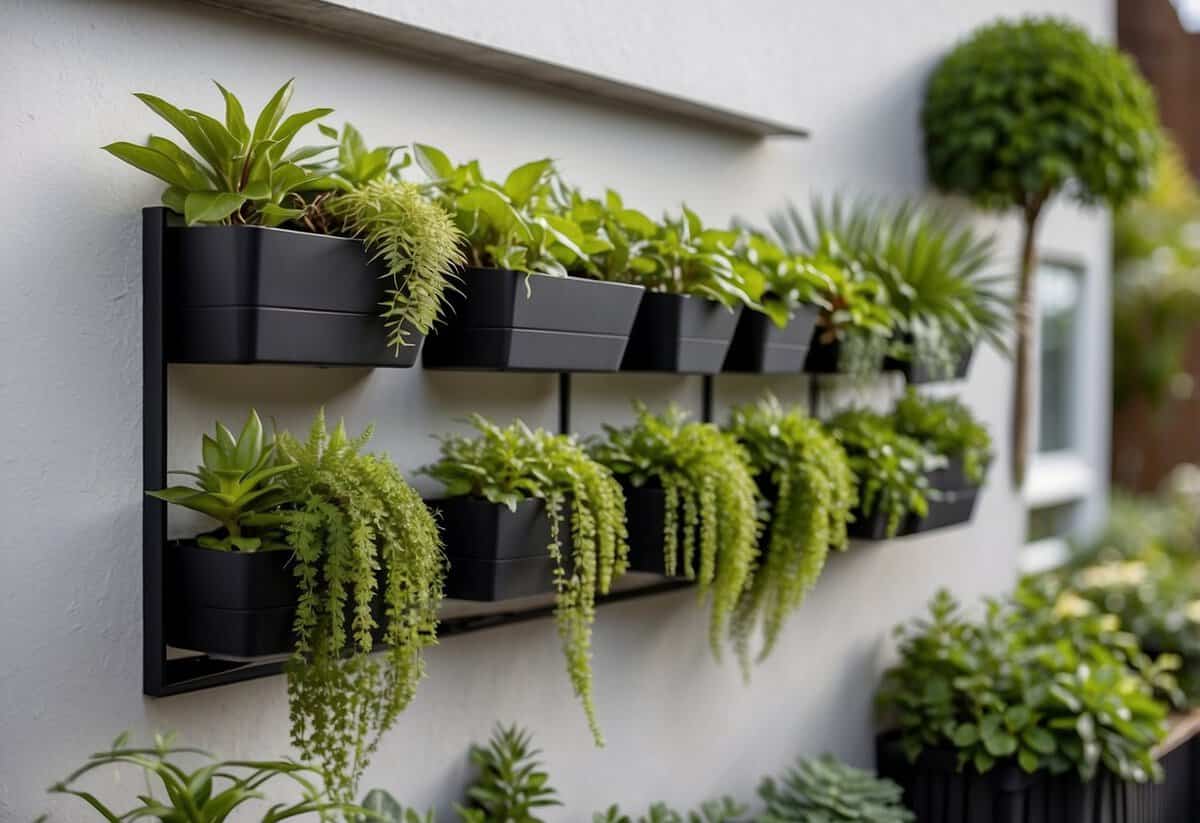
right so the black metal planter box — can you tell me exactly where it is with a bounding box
[422,268,644,371]
[163,217,416,366]
[876,733,1157,823]
[803,336,886,375]
[886,342,975,384]
[722,304,820,373]
[164,542,299,658]
[431,496,572,600]
[849,488,980,540]
[621,293,743,374]
[621,482,696,577]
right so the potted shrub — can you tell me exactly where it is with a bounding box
[106,81,464,366]
[876,588,1175,823]
[421,416,629,745]
[590,405,759,659]
[757,755,915,822]
[923,17,1160,484]
[560,190,753,373]
[147,410,300,658]
[414,147,644,371]
[726,394,856,669]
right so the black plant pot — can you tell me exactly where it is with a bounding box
[620,293,742,373]
[163,219,417,366]
[926,455,974,493]
[849,487,980,540]
[164,541,299,658]
[876,732,1152,823]
[802,336,887,375]
[722,304,820,373]
[883,335,975,384]
[621,481,696,578]
[422,269,644,371]
[430,496,573,601]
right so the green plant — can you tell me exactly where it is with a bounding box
[351,789,434,823]
[455,725,561,823]
[727,395,855,667]
[277,411,444,801]
[422,417,628,744]
[146,409,295,551]
[757,755,914,823]
[103,79,332,226]
[590,405,760,660]
[877,588,1170,782]
[46,732,354,823]
[826,409,935,538]
[923,16,1160,484]
[595,797,747,823]
[727,232,827,328]
[893,389,993,485]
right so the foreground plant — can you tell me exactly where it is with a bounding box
[893,389,993,485]
[278,411,444,801]
[727,395,855,667]
[46,732,354,822]
[757,755,914,823]
[595,796,747,823]
[422,417,628,744]
[591,405,760,659]
[455,725,561,823]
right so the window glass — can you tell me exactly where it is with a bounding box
[1037,262,1084,453]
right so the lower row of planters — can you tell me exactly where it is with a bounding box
[151,389,993,799]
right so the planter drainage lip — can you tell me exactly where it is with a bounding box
[723,303,821,373]
[621,292,743,374]
[422,268,645,372]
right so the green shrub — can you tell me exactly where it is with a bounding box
[757,755,914,823]
[455,725,561,823]
[893,389,993,485]
[422,417,628,744]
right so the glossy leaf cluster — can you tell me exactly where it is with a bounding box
[893,389,993,485]
[757,754,914,823]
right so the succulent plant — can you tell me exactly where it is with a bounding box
[757,755,914,823]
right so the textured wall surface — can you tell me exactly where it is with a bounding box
[2,0,1110,819]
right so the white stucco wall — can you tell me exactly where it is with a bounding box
[2,0,1112,819]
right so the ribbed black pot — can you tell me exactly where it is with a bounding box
[430,496,572,601]
[886,341,975,384]
[621,293,742,373]
[621,481,696,578]
[164,221,417,366]
[876,732,1155,823]
[164,541,299,657]
[722,303,820,373]
[422,269,644,371]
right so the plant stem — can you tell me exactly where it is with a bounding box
[1011,195,1045,489]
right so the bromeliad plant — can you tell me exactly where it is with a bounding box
[757,755,914,823]
[277,411,444,802]
[893,388,993,486]
[826,409,937,538]
[147,409,295,552]
[590,405,760,660]
[727,395,856,668]
[421,417,628,745]
[455,725,562,823]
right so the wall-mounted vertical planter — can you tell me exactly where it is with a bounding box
[849,461,981,541]
[803,335,887,376]
[164,542,299,658]
[430,496,570,600]
[620,293,742,374]
[722,303,820,373]
[621,482,694,578]
[421,268,644,372]
[164,220,416,366]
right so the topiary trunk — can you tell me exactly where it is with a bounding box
[1012,198,1046,488]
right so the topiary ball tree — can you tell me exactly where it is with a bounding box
[923,17,1159,487]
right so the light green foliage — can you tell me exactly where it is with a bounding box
[826,409,935,538]
[591,405,760,660]
[327,178,466,351]
[923,17,1159,213]
[352,789,435,823]
[46,732,354,823]
[877,587,1170,783]
[103,79,332,226]
[757,755,914,823]
[893,389,993,485]
[146,409,295,551]
[595,797,747,823]
[314,122,410,190]
[455,725,562,823]
[422,417,628,745]
[726,232,828,328]
[727,395,856,668]
[277,411,443,802]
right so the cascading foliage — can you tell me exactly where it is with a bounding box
[277,410,444,802]
[421,416,628,745]
[590,405,760,660]
[727,395,856,669]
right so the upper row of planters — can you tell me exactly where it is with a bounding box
[109,80,1010,379]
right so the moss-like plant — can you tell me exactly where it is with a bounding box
[591,405,760,659]
[455,724,562,823]
[421,417,628,745]
[277,411,444,802]
[727,395,855,667]
[924,17,1160,485]
[757,755,914,823]
[826,409,934,538]
[893,389,993,486]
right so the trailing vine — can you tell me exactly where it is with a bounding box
[421,416,628,746]
[277,411,444,801]
[727,395,856,669]
[590,405,760,660]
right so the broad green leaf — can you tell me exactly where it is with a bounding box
[183,191,246,225]
[503,158,552,206]
[214,81,249,142]
[251,79,295,144]
[103,142,193,189]
[413,143,454,180]
[133,93,222,172]
[268,107,334,160]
